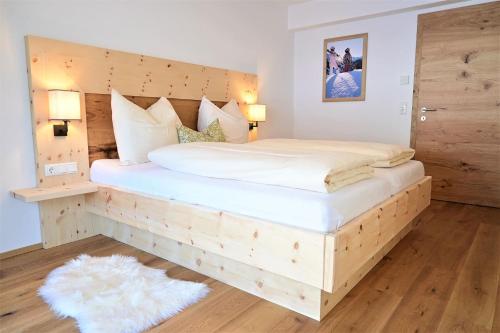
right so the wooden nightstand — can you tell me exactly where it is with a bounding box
[10,182,99,248]
[11,182,98,202]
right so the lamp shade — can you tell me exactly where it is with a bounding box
[248,104,266,122]
[48,90,81,120]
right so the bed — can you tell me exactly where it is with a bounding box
[86,156,430,320]
[83,93,431,320]
[22,37,431,321]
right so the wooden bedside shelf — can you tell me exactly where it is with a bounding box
[11,182,99,203]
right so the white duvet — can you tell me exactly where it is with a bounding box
[250,139,415,167]
[148,142,375,193]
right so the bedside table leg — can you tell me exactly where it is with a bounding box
[39,195,98,248]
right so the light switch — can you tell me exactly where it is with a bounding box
[400,75,410,85]
[45,162,78,176]
[400,102,408,115]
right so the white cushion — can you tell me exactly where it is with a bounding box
[198,96,248,143]
[111,89,182,165]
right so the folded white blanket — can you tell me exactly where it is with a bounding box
[250,139,415,168]
[148,142,375,193]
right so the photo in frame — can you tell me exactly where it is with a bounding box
[323,33,368,102]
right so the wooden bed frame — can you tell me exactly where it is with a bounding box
[84,177,431,320]
[81,91,431,319]
[20,36,432,321]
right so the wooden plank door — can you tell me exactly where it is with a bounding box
[411,2,500,207]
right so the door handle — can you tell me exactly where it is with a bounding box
[421,107,437,112]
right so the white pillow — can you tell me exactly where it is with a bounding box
[198,96,248,143]
[111,89,182,165]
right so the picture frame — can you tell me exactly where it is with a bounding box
[322,33,368,102]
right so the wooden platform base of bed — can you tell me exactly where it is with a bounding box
[83,176,431,320]
[92,211,418,320]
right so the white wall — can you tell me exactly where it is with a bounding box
[288,0,452,30]
[292,0,492,145]
[0,11,42,252]
[0,0,293,252]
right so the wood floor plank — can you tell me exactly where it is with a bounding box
[381,266,458,332]
[437,222,500,332]
[476,204,500,226]
[0,235,110,271]
[150,282,259,333]
[268,311,311,332]
[493,276,500,332]
[1,201,499,333]
[216,299,296,333]
[0,244,141,333]
[0,242,125,289]
[323,288,402,333]
[425,204,480,272]
[368,205,456,297]
[296,267,374,332]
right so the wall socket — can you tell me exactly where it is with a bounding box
[45,162,78,177]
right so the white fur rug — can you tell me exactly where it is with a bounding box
[39,254,210,333]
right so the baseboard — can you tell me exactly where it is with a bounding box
[0,243,43,260]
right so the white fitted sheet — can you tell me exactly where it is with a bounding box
[90,160,424,233]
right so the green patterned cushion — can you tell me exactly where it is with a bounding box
[177,119,226,143]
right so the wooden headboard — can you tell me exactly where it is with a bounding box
[24,35,257,249]
[25,35,257,188]
[85,93,226,164]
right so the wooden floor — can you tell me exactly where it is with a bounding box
[1,200,499,332]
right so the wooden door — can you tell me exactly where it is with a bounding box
[411,2,500,207]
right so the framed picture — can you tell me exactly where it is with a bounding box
[322,33,368,102]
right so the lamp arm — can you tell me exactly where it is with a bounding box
[249,121,259,130]
[53,120,69,136]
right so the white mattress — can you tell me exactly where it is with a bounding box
[374,161,425,194]
[90,160,424,233]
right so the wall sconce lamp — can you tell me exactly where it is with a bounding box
[48,90,81,136]
[248,104,266,130]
